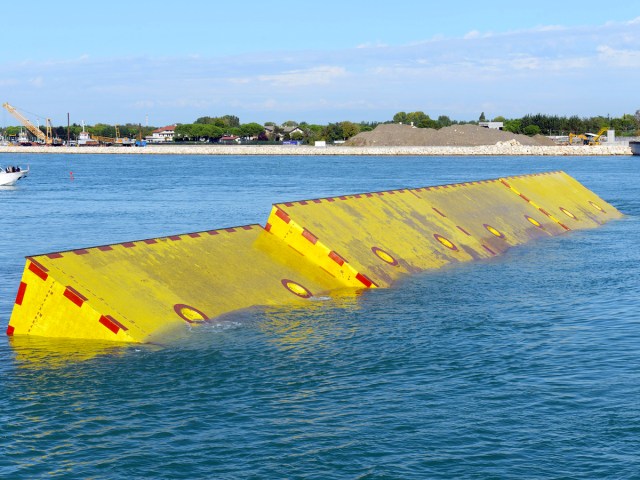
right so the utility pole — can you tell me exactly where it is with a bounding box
[67,113,70,145]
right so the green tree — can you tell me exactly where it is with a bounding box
[393,112,408,124]
[523,125,541,136]
[437,115,452,128]
[406,111,432,128]
[239,122,265,139]
[503,119,521,133]
[479,112,486,122]
[340,121,360,139]
[290,131,304,141]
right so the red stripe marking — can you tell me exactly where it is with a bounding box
[501,180,511,188]
[64,286,87,308]
[389,191,396,195]
[433,207,447,218]
[15,282,27,305]
[275,209,291,224]
[169,235,182,241]
[188,233,201,238]
[339,196,348,200]
[298,200,308,205]
[457,226,472,236]
[242,225,253,230]
[225,228,236,233]
[539,208,551,217]
[73,249,89,255]
[99,315,120,335]
[365,193,373,197]
[329,251,345,266]
[327,197,336,202]
[284,202,294,207]
[6,325,15,336]
[207,230,219,235]
[105,315,128,331]
[47,253,63,259]
[313,199,322,203]
[143,239,157,244]
[377,192,384,196]
[519,193,531,202]
[28,262,49,281]
[482,245,497,255]
[356,273,375,288]
[122,242,136,248]
[302,229,318,244]
[98,245,113,251]
[560,223,571,231]
[265,222,272,232]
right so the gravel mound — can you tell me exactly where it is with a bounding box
[346,123,556,147]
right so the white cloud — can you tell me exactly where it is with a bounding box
[596,45,640,67]
[256,66,348,87]
[2,17,639,124]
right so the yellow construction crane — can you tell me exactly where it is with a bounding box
[569,127,609,146]
[2,102,55,145]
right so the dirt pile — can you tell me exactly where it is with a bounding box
[346,123,556,147]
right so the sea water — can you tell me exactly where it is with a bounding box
[0,153,638,479]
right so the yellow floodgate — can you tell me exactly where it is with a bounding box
[6,171,622,343]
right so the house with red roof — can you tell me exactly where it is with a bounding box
[147,125,176,143]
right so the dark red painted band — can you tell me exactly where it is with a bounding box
[15,282,27,305]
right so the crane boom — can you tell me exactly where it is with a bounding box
[2,102,51,144]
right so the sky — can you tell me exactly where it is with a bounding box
[1,0,639,127]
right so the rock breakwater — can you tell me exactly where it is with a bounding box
[0,144,631,156]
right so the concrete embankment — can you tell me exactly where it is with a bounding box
[0,144,632,156]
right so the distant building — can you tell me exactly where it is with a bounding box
[479,122,504,130]
[264,124,304,141]
[147,125,176,143]
[219,135,240,144]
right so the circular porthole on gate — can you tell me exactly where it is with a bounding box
[484,224,506,239]
[525,215,544,229]
[589,201,606,213]
[371,246,399,266]
[174,304,209,324]
[433,233,458,251]
[559,207,577,219]
[281,279,313,299]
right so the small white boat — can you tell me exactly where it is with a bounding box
[0,165,29,186]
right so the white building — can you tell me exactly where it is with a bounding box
[478,122,504,130]
[147,125,176,143]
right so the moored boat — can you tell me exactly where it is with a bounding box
[0,165,29,186]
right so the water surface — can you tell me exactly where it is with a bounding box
[1,153,638,479]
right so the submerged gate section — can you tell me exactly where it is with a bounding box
[6,171,622,343]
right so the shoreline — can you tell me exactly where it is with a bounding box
[0,144,632,156]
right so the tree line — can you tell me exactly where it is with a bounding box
[3,110,639,144]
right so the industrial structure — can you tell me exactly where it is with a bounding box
[2,102,59,145]
[5,171,621,344]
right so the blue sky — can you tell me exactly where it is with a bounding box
[1,0,639,126]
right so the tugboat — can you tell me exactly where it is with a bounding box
[77,122,99,146]
[0,165,29,186]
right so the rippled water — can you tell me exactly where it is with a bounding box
[1,153,638,479]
